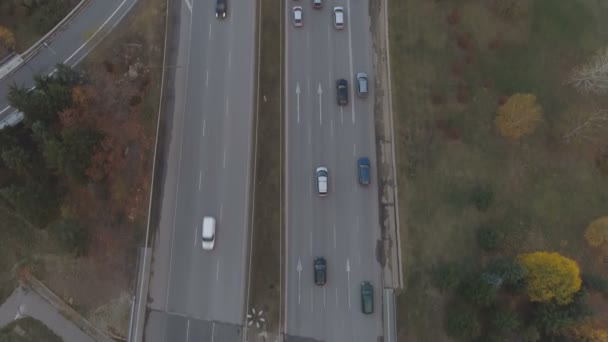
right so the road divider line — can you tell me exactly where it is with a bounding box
[205,70,209,87]
[330,119,334,139]
[202,119,206,136]
[223,149,227,168]
[225,97,229,117]
[346,259,351,309]
[296,82,300,124]
[318,83,323,126]
[186,320,190,340]
[211,322,215,342]
[198,171,202,190]
[310,287,314,312]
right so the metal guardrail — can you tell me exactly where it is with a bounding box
[383,288,397,342]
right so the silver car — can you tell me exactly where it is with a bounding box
[333,7,344,30]
[356,72,368,98]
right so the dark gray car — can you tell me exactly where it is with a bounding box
[314,257,326,285]
[336,79,348,106]
[356,72,368,98]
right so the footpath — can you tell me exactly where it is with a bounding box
[0,278,114,342]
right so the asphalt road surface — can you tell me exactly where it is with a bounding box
[0,0,138,120]
[284,0,383,341]
[144,0,256,341]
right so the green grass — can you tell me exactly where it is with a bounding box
[0,317,63,342]
[247,0,283,334]
[389,0,608,340]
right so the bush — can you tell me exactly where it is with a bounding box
[470,184,494,211]
[431,263,462,292]
[487,259,527,291]
[532,289,592,336]
[50,219,88,256]
[477,225,504,251]
[460,274,497,307]
[582,273,608,295]
[445,305,481,340]
[490,306,521,333]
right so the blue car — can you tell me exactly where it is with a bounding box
[358,157,370,185]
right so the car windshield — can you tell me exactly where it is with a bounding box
[318,170,327,177]
[216,2,225,10]
[202,234,214,242]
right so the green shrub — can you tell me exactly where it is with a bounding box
[445,305,481,340]
[470,184,494,211]
[459,274,497,307]
[477,225,504,251]
[582,273,608,294]
[431,263,461,292]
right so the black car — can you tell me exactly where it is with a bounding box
[361,282,373,314]
[216,0,227,19]
[336,79,348,106]
[314,257,327,286]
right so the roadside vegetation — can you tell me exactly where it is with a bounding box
[0,0,79,58]
[0,317,63,342]
[248,0,282,336]
[389,0,608,340]
[0,0,166,338]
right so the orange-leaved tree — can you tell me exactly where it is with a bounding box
[0,26,16,56]
[495,93,542,139]
[584,216,608,253]
[517,251,581,305]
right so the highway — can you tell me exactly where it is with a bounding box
[0,0,138,121]
[143,0,256,341]
[284,0,384,341]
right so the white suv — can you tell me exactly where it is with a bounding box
[316,167,328,196]
[333,7,344,30]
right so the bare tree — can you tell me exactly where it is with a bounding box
[569,48,608,94]
[562,109,608,143]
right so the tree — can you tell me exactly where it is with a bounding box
[445,305,481,340]
[0,26,15,56]
[569,47,608,94]
[477,225,504,251]
[561,109,608,144]
[0,181,57,226]
[532,290,592,335]
[518,252,582,305]
[582,273,608,295]
[470,184,494,211]
[486,259,527,291]
[490,306,521,333]
[495,93,542,139]
[1,145,34,176]
[459,274,497,307]
[431,263,461,292]
[39,128,101,182]
[584,216,608,253]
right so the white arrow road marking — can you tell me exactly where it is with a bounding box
[296,83,301,124]
[346,259,351,309]
[297,258,302,305]
[318,83,323,125]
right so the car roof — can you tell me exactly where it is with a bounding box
[202,216,215,237]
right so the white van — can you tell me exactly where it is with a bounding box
[202,216,216,250]
[316,167,328,196]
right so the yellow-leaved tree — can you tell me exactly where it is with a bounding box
[584,216,608,253]
[517,252,582,305]
[495,93,542,139]
[0,26,15,56]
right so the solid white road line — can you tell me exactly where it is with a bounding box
[186,320,190,340]
[296,82,300,124]
[198,170,202,190]
[216,260,220,282]
[318,83,323,126]
[347,0,356,125]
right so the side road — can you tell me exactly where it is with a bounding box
[0,0,139,126]
[0,279,113,342]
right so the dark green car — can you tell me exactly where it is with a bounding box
[360,282,373,314]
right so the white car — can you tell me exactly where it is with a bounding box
[201,216,216,250]
[313,0,322,9]
[316,167,328,196]
[333,7,344,30]
[293,6,303,27]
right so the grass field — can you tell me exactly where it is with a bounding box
[388,0,608,340]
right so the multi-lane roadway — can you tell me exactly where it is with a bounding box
[284,0,384,341]
[143,0,256,341]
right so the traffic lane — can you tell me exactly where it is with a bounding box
[146,0,193,313]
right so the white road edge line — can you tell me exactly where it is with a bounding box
[133,0,173,335]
